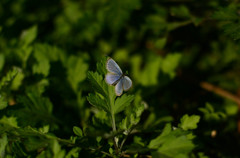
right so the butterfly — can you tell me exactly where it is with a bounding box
[105,58,132,96]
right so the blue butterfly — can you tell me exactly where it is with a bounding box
[105,58,132,96]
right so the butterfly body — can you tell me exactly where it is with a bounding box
[105,58,132,96]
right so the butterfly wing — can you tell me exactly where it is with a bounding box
[115,79,123,96]
[105,73,121,85]
[122,76,132,91]
[106,58,122,75]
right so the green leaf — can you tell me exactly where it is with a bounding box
[162,53,182,78]
[156,135,194,158]
[87,93,109,113]
[87,71,108,97]
[0,54,4,72]
[0,116,18,128]
[179,114,200,130]
[119,100,145,132]
[148,124,172,149]
[0,95,7,110]
[66,56,88,91]
[199,103,226,121]
[32,47,50,77]
[96,57,108,75]
[65,147,80,158]
[170,5,190,19]
[154,38,167,49]
[52,140,66,158]
[0,133,7,158]
[20,25,38,46]
[131,55,162,86]
[0,67,18,90]
[11,68,25,90]
[149,124,195,157]
[73,126,83,137]
[114,94,134,114]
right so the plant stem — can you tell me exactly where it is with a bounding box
[110,95,119,154]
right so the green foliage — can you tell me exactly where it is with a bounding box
[149,124,195,158]
[199,103,226,121]
[179,114,200,130]
[212,4,240,40]
[0,0,239,157]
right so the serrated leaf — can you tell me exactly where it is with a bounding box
[87,93,109,113]
[97,57,108,75]
[73,126,83,137]
[150,124,195,157]
[179,114,200,130]
[88,71,108,97]
[156,135,194,157]
[148,124,172,149]
[114,94,134,114]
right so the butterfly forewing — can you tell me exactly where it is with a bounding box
[115,79,123,96]
[106,58,123,75]
[105,73,121,85]
[123,76,132,91]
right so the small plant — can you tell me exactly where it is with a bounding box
[85,57,201,157]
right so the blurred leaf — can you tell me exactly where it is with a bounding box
[154,38,167,49]
[170,5,190,19]
[32,53,50,77]
[16,91,55,126]
[65,147,80,158]
[11,68,24,90]
[0,54,4,72]
[224,103,238,116]
[149,124,195,157]
[162,53,182,78]
[66,56,88,92]
[20,25,37,46]
[199,103,226,121]
[0,116,18,128]
[0,95,7,110]
[0,134,7,158]
[0,68,18,90]
[131,54,162,86]
[212,5,238,21]
[73,126,83,137]
[179,114,200,130]
[52,140,66,158]
[212,5,240,40]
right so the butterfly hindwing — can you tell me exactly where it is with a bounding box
[123,76,132,91]
[115,79,123,96]
[106,58,123,75]
[105,73,121,85]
